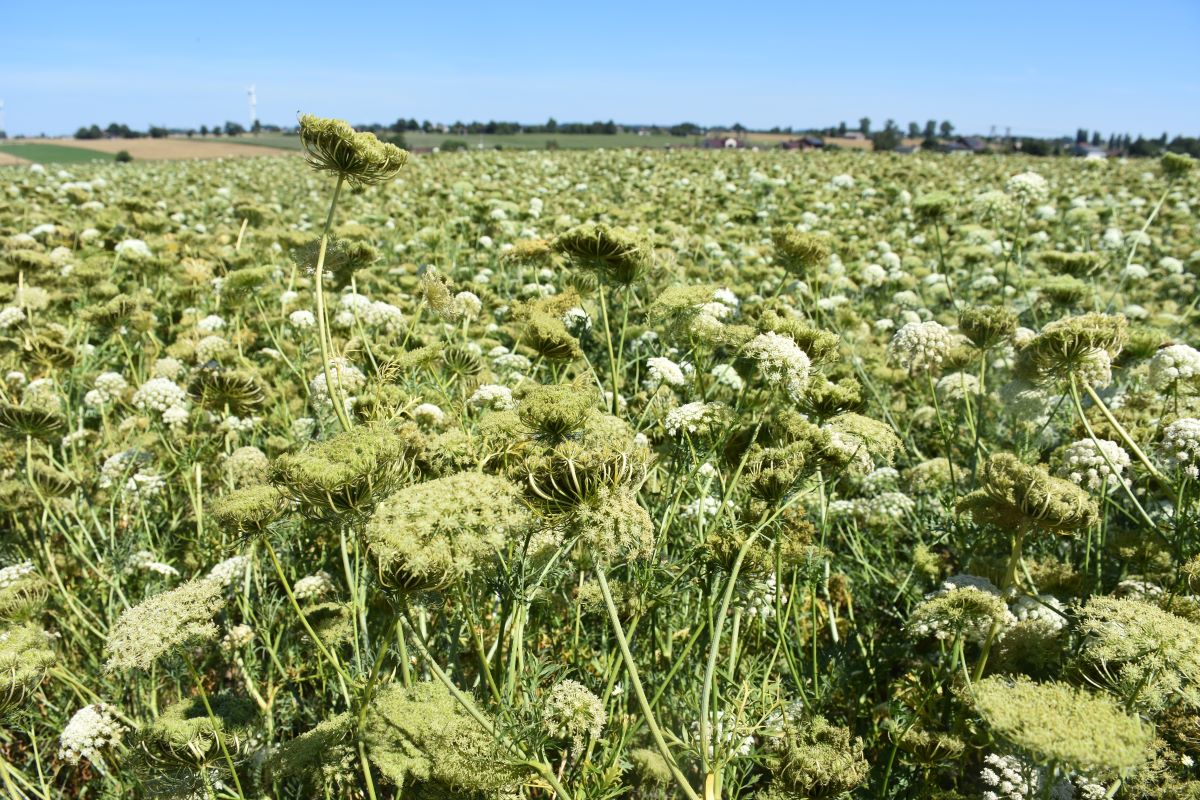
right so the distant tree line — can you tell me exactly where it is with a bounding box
[74,121,281,140]
[65,116,1199,159]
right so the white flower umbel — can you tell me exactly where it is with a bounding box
[1149,344,1200,391]
[58,703,127,773]
[888,321,954,373]
[1058,438,1131,493]
[1159,418,1200,479]
[744,331,811,399]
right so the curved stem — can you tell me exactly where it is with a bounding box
[595,566,701,800]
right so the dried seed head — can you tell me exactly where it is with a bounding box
[298,114,408,187]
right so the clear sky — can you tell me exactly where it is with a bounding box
[2,0,1198,138]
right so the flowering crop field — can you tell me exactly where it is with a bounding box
[0,122,1198,800]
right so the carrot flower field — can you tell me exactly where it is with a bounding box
[1,118,1199,799]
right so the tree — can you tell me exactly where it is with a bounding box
[75,124,103,140]
[731,122,746,133]
[1091,131,1102,147]
[148,126,169,139]
[251,119,262,134]
[924,120,937,139]
[546,117,557,133]
[668,122,702,137]
[939,120,954,138]
[858,117,871,136]
[837,121,848,137]
[907,121,920,138]
[872,120,902,152]
[224,121,245,136]
[1076,128,1088,144]
[200,124,209,136]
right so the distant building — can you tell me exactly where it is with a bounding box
[781,136,824,151]
[958,137,989,153]
[940,140,973,154]
[703,137,742,149]
[1072,143,1108,160]
[842,131,866,140]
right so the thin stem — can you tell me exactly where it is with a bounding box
[595,566,701,800]
[314,174,353,432]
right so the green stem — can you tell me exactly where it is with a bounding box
[314,174,353,432]
[595,567,701,800]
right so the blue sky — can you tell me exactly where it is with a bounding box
[2,0,1198,138]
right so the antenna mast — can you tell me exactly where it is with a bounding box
[247,85,257,131]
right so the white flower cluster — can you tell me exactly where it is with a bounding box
[1057,438,1130,493]
[1149,344,1200,391]
[1005,171,1050,205]
[92,372,128,404]
[309,358,366,407]
[981,752,1040,800]
[888,321,955,373]
[935,371,980,401]
[412,402,445,427]
[124,550,179,578]
[289,309,316,328]
[221,624,256,651]
[709,363,744,391]
[664,401,721,437]
[910,577,1016,643]
[493,351,532,380]
[195,314,226,333]
[195,334,229,362]
[114,238,152,259]
[124,473,166,500]
[58,704,127,772]
[153,357,184,380]
[828,491,915,526]
[132,377,188,416]
[744,331,811,399]
[206,554,251,587]
[0,306,26,330]
[1159,418,1200,479]
[561,306,592,333]
[1010,594,1067,633]
[294,571,337,601]
[646,356,690,389]
[334,293,405,334]
[543,679,606,752]
[0,561,37,589]
[469,384,516,411]
[454,291,483,320]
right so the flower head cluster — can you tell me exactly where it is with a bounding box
[1149,344,1200,391]
[969,675,1152,772]
[131,377,188,418]
[299,114,408,186]
[309,357,366,408]
[888,321,955,373]
[1005,171,1050,205]
[543,679,606,752]
[909,582,1013,643]
[469,383,516,411]
[664,401,731,439]
[104,578,224,671]
[58,703,127,772]
[744,331,811,399]
[1158,418,1200,479]
[1057,438,1131,493]
[646,356,689,389]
